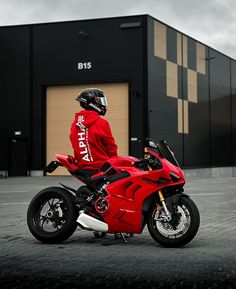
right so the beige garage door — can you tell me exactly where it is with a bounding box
[46,83,129,175]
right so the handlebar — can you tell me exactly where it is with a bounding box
[132,157,163,170]
[132,159,150,167]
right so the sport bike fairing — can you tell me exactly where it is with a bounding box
[99,156,184,234]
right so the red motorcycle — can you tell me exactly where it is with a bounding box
[27,138,200,247]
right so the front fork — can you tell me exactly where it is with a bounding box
[157,190,172,221]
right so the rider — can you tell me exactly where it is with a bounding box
[70,88,118,174]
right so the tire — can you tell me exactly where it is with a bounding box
[147,196,200,247]
[27,187,78,243]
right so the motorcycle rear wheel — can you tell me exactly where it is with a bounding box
[147,196,200,247]
[27,187,78,243]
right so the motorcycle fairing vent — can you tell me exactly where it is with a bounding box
[169,172,181,182]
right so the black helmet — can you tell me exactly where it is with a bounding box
[76,88,108,116]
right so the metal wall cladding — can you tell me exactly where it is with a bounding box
[0,26,31,171]
[148,17,234,168]
[149,20,184,166]
[184,43,210,168]
[209,50,231,167]
[232,60,236,166]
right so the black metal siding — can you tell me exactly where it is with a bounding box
[0,26,31,171]
[147,16,235,168]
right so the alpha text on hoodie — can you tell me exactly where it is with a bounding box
[70,110,118,170]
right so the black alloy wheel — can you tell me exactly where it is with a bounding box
[147,196,200,247]
[27,187,78,243]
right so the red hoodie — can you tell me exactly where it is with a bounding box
[70,110,118,170]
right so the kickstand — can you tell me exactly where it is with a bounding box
[120,233,128,243]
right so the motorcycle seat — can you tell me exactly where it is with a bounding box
[79,175,107,190]
[73,169,107,188]
[75,168,98,178]
[86,175,107,185]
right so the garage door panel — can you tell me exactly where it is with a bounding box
[46,138,71,149]
[47,149,73,159]
[47,111,77,121]
[47,121,73,130]
[47,82,129,175]
[47,125,72,135]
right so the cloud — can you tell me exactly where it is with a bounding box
[0,0,236,58]
[0,0,138,24]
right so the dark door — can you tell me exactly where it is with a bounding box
[8,138,28,176]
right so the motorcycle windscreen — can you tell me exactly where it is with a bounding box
[157,140,180,167]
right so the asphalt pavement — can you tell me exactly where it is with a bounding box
[0,176,236,289]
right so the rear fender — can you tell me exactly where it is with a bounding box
[59,183,77,200]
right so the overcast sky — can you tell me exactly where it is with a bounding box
[0,0,236,59]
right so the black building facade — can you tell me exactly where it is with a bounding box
[0,15,236,176]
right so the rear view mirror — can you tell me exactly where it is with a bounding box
[144,138,158,149]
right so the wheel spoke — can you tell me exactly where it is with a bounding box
[51,199,54,206]
[53,199,61,206]
[47,200,52,207]
[47,198,55,207]
[39,214,46,222]
[39,217,48,228]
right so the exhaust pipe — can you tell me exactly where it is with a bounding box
[77,212,108,232]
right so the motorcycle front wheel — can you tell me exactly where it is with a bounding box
[147,196,200,247]
[27,187,78,243]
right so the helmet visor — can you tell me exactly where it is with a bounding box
[98,96,108,107]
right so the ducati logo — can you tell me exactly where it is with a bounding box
[142,177,158,186]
